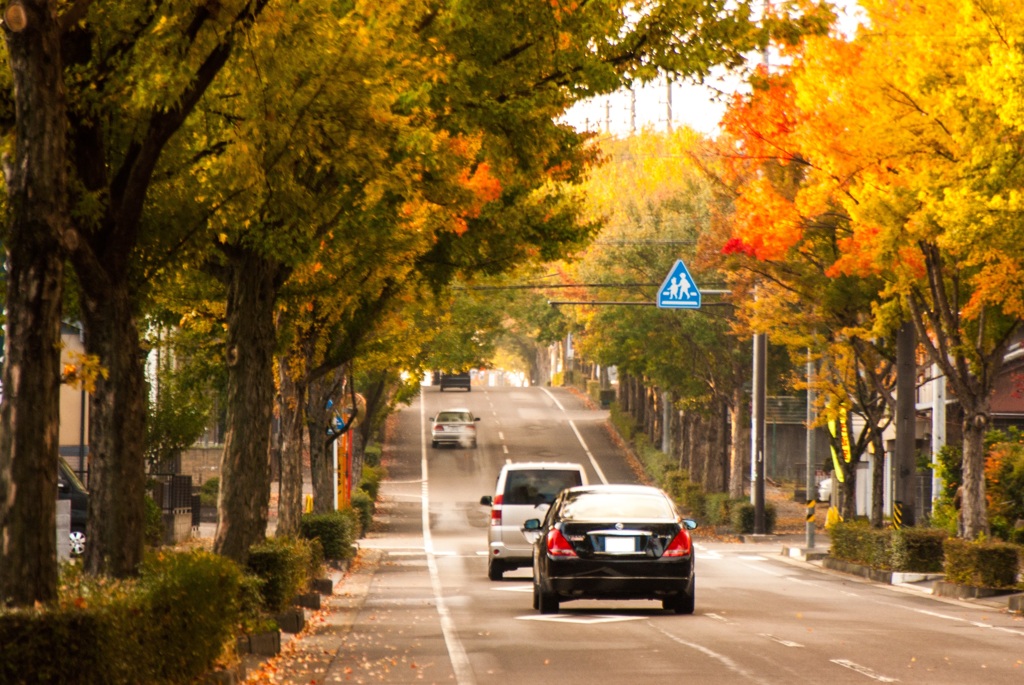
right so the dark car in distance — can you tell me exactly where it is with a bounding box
[524,484,697,615]
[438,371,471,392]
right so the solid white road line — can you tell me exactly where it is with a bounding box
[420,399,476,685]
[540,387,609,484]
[831,659,899,682]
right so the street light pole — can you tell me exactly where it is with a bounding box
[752,332,767,534]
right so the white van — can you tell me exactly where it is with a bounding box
[479,461,588,580]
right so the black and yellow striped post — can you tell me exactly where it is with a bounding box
[806,499,816,525]
[893,500,904,530]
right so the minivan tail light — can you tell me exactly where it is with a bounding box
[663,529,692,557]
[546,529,577,557]
[490,494,502,526]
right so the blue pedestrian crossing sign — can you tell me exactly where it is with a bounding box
[657,259,701,309]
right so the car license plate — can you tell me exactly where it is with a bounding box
[603,536,635,553]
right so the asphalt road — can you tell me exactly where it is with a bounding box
[257,383,1024,685]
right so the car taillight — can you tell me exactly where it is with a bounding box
[663,529,692,557]
[490,494,502,526]
[546,529,577,557]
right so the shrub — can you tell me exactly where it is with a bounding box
[730,501,777,535]
[359,463,383,501]
[703,493,734,526]
[829,520,890,567]
[363,443,383,468]
[679,481,705,518]
[0,608,109,684]
[350,490,374,534]
[246,537,315,613]
[662,469,689,501]
[144,494,164,547]
[609,403,635,441]
[198,477,219,507]
[943,537,1020,588]
[0,550,245,685]
[890,528,947,572]
[927,498,958,536]
[300,510,359,561]
[136,550,245,681]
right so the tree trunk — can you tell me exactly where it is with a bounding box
[214,249,282,563]
[309,371,345,513]
[729,384,746,499]
[80,289,147,578]
[276,356,305,538]
[960,412,989,539]
[706,398,728,493]
[357,373,388,448]
[0,0,69,606]
[870,431,885,528]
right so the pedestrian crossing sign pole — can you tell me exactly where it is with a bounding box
[657,259,701,309]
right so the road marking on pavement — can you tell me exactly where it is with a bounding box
[831,659,899,682]
[517,614,645,624]
[540,387,609,484]
[909,608,1024,637]
[741,562,785,578]
[493,585,533,593]
[420,399,476,685]
[760,633,804,648]
[653,625,774,685]
[498,431,505,441]
[704,613,735,624]
[738,555,767,561]
[503,445,509,454]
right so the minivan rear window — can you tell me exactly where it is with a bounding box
[504,470,583,505]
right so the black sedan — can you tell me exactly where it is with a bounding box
[523,484,697,615]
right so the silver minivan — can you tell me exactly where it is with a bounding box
[479,461,588,580]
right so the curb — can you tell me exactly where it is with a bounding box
[780,548,1024,613]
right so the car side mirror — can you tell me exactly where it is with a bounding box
[475,417,481,422]
[683,519,698,530]
[429,416,435,422]
[522,518,543,544]
[480,495,493,506]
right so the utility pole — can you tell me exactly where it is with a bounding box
[895,321,917,526]
[750,0,771,536]
[805,351,816,548]
[752,332,767,534]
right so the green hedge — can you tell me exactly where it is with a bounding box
[943,538,1020,588]
[0,550,244,685]
[891,528,947,572]
[829,521,892,569]
[702,493,738,526]
[730,501,777,535]
[351,490,375,534]
[301,509,359,561]
[359,464,383,501]
[246,537,315,613]
[830,522,950,573]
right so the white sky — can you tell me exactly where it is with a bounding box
[564,3,866,138]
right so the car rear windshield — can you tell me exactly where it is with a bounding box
[436,411,472,422]
[559,492,674,521]
[504,469,583,505]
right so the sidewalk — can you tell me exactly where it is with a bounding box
[239,548,382,684]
